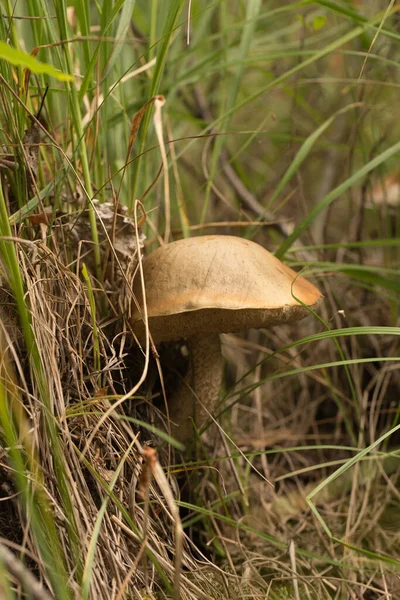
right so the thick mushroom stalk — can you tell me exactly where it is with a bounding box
[167,333,222,444]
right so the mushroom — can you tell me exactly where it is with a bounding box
[131,235,322,446]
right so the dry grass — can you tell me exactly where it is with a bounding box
[1,1,400,598]
[0,210,232,599]
[1,141,400,600]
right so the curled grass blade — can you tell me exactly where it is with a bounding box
[130,0,186,206]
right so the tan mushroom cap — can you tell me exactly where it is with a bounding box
[132,235,322,343]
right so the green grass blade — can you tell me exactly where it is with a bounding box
[202,0,262,223]
[246,103,361,238]
[130,0,186,207]
[0,41,72,80]
[275,137,400,259]
[103,0,136,78]
[81,440,136,599]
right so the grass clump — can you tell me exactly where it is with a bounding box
[0,0,400,598]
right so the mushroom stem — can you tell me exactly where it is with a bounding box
[167,332,223,445]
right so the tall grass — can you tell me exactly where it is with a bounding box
[0,0,399,598]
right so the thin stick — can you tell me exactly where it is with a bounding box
[289,539,300,600]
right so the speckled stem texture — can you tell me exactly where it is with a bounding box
[167,333,223,446]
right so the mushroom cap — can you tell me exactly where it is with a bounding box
[131,235,322,343]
